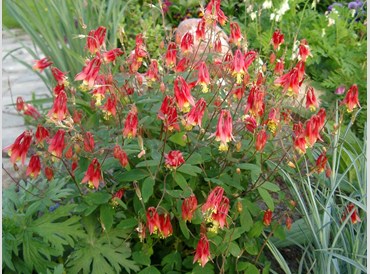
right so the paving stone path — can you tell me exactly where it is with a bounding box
[2,29,49,187]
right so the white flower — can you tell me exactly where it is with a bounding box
[246,5,253,13]
[250,11,257,21]
[274,0,290,22]
[262,0,272,9]
[270,13,276,21]
[328,17,335,26]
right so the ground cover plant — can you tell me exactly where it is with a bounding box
[2,0,366,273]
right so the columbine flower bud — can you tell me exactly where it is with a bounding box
[263,209,273,226]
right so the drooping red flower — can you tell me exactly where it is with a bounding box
[232,49,246,84]
[35,125,49,145]
[274,66,302,97]
[135,34,148,60]
[244,115,257,133]
[113,188,125,200]
[81,158,103,189]
[101,94,117,119]
[344,203,361,224]
[158,95,180,132]
[174,76,195,113]
[233,87,245,100]
[263,209,273,226]
[293,122,306,154]
[84,132,95,152]
[184,98,207,130]
[26,155,41,178]
[51,67,68,85]
[214,35,222,53]
[245,85,265,118]
[266,108,280,134]
[158,214,173,238]
[197,62,210,93]
[75,56,102,88]
[271,29,284,50]
[193,234,211,267]
[146,207,161,235]
[165,42,177,68]
[48,129,66,160]
[123,106,138,138]
[341,84,360,113]
[298,39,311,62]
[145,59,160,83]
[274,58,284,75]
[196,18,206,40]
[286,216,292,230]
[211,196,230,229]
[202,186,225,216]
[103,48,124,63]
[16,97,41,119]
[180,32,194,54]
[204,0,227,26]
[270,52,276,64]
[175,57,190,72]
[306,87,319,112]
[229,21,243,46]
[256,129,268,152]
[5,130,33,165]
[48,90,69,121]
[33,57,52,72]
[315,151,328,174]
[86,26,106,54]
[44,166,54,181]
[65,146,73,159]
[165,150,185,169]
[214,109,234,151]
[182,195,198,222]
[113,145,129,167]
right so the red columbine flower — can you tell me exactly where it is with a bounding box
[214,35,222,53]
[298,39,311,62]
[75,56,102,89]
[293,122,307,154]
[342,203,361,224]
[103,48,124,63]
[196,18,206,40]
[81,158,103,189]
[146,207,161,235]
[245,115,257,133]
[274,61,305,97]
[101,94,117,119]
[184,98,207,130]
[51,67,68,85]
[44,166,54,181]
[182,195,198,222]
[48,90,68,121]
[174,76,195,113]
[263,209,273,226]
[159,214,173,238]
[274,58,284,75]
[86,26,106,54]
[212,196,230,230]
[271,29,284,50]
[305,114,324,148]
[205,0,227,26]
[145,59,160,84]
[245,85,265,118]
[341,84,360,113]
[165,150,185,169]
[35,125,49,146]
[315,151,328,174]
[233,87,245,100]
[202,186,225,217]
[197,62,210,93]
[165,42,177,68]
[84,132,95,152]
[229,21,243,46]
[214,110,234,152]
[16,97,41,119]
[180,32,194,54]
[232,49,246,84]
[135,34,148,60]
[286,216,292,230]
[26,155,41,178]
[6,130,33,165]
[270,52,276,64]
[113,145,129,167]
[123,106,138,138]
[33,57,52,72]
[48,129,65,160]
[256,129,268,152]
[111,188,125,207]
[306,87,319,112]
[158,95,180,132]
[266,108,280,134]
[175,57,190,73]
[193,234,211,267]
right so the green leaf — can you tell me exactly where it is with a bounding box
[186,153,203,165]
[257,187,274,211]
[261,182,280,192]
[100,204,114,231]
[172,173,191,196]
[236,163,261,172]
[168,132,187,147]
[179,220,190,239]
[136,159,160,168]
[240,200,253,232]
[229,241,241,257]
[142,177,155,203]
[119,169,149,182]
[117,218,138,230]
[138,266,161,274]
[161,251,182,272]
[237,262,259,273]
[273,225,286,241]
[248,221,264,238]
[84,192,112,205]
[177,164,202,176]
[133,250,151,266]
[244,238,259,255]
